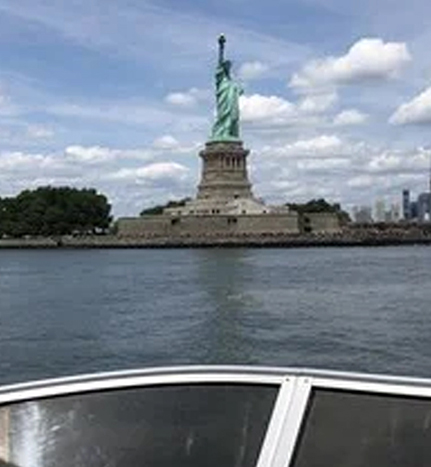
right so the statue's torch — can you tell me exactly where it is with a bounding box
[218,34,226,65]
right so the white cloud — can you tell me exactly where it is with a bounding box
[265,135,345,158]
[164,88,208,107]
[65,145,119,164]
[1,137,430,219]
[165,92,197,107]
[240,94,296,123]
[252,136,431,209]
[298,92,338,113]
[65,145,153,164]
[152,135,201,154]
[290,38,411,90]
[390,87,431,125]
[108,162,189,182]
[367,151,402,172]
[0,151,51,171]
[0,83,10,106]
[297,158,350,170]
[347,175,374,188]
[0,85,17,117]
[367,147,430,174]
[240,93,324,129]
[26,125,54,139]
[48,100,207,133]
[152,135,180,150]
[292,135,343,152]
[334,109,368,126]
[259,137,429,178]
[240,91,336,131]
[238,61,269,80]
[0,144,195,217]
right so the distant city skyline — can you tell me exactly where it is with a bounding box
[2,0,431,216]
[352,176,431,223]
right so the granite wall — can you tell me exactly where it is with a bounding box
[302,212,341,234]
[117,212,302,238]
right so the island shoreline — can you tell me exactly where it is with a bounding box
[1,232,431,249]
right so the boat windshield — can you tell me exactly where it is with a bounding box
[291,387,431,467]
[0,382,278,467]
[2,368,431,467]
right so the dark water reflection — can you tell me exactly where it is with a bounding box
[190,249,258,363]
[1,246,431,384]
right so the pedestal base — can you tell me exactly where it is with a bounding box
[196,140,253,201]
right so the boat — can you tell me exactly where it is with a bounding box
[1,365,431,466]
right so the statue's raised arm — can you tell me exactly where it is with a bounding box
[218,34,226,66]
[210,35,243,142]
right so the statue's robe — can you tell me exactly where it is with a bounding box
[211,63,242,141]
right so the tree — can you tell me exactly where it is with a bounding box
[140,198,191,216]
[0,186,112,237]
[286,198,351,224]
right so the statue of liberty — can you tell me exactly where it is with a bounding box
[210,34,243,142]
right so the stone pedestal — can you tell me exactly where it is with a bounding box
[197,141,253,201]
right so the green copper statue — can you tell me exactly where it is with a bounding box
[210,34,243,142]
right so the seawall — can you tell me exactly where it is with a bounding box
[1,228,431,249]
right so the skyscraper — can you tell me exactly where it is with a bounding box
[417,192,431,222]
[402,189,411,221]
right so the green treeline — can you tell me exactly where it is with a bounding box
[140,198,191,216]
[286,198,351,224]
[0,186,112,237]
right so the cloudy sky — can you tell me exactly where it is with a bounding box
[1,0,431,216]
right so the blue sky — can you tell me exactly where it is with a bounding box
[1,0,431,216]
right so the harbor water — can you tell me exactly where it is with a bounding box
[1,246,431,385]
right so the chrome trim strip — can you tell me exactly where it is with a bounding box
[278,367,431,387]
[4,365,431,392]
[0,365,287,395]
[311,376,431,398]
[0,370,284,405]
[256,378,295,467]
[2,365,431,405]
[273,377,312,467]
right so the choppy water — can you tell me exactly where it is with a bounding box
[1,246,431,385]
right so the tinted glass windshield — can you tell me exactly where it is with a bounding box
[292,388,431,467]
[0,383,278,467]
